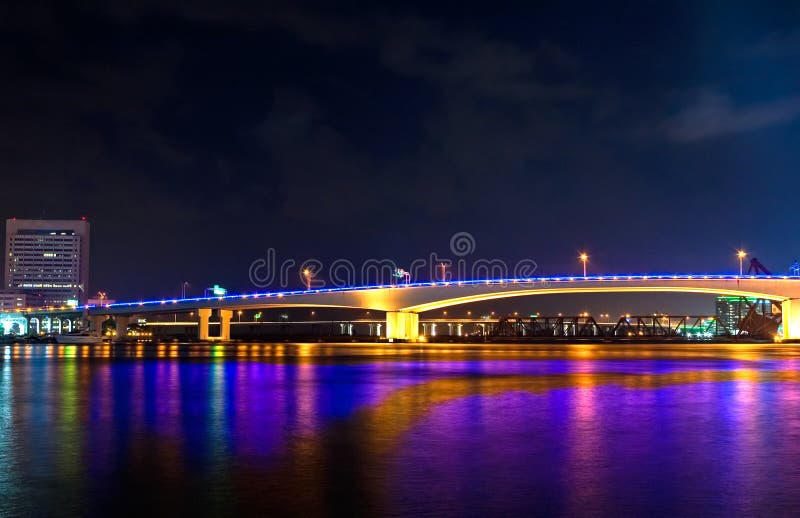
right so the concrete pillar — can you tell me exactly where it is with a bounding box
[376,323,382,337]
[198,308,212,341]
[115,316,130,339]
[385,311,419,341]
[219,309,233,341]
[89,315,105,334]
[457,323,463,336]
[782,299,800,340]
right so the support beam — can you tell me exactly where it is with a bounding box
[385,311,419,341]
[782,299,800,340]
[115,316,130,340]
[89,315,105,334]
[198,308,212,341]
[219,309,233,341]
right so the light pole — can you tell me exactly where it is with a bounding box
[737,250,746,276]
[237,310,243,323]
[579,252,588,278]
[303,268,313,290]
[181,281,189,298]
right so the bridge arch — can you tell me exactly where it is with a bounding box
[398,286,786,313]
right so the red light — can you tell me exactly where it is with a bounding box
[81,215,87,221]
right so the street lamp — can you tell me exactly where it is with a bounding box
[737,250,747,276]
[303,268,313,290]
[579,252,589,278]
[237,310,243,322]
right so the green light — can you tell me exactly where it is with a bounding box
[716,296,761,302]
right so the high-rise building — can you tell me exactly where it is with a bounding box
[4,218,90,306]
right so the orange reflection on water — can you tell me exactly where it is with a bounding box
[566,365,604,516]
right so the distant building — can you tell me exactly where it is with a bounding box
[715,295,773,333]
[0,289,43,311]
[4,218,90,306]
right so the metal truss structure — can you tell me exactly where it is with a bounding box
[489,298,782,339]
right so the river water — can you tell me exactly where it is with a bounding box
[2,342,800,516]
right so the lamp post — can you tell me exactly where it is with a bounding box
[737,250,746,276]
[237,310,243,323]
[579,252,588,278]
[181,281,189,298]
[303,268,313,290]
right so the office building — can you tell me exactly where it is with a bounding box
[5,218,90,306]
[0,289,44,311]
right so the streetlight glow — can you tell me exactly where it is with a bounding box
[579,252,588,278]
[737,250,747,276]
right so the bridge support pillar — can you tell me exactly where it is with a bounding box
[198,308,212,341]
[219,310,233,341]
[385,311,419,341]
[89,315,105,334]
[115,316,130,339]
[782,300,800,340]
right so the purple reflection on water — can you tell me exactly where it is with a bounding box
[390,379,800,516]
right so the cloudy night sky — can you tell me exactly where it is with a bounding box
[3,1,800,306]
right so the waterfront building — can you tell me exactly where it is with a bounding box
[715,295,772,332]
[4,218,90,306]
[0,289,43,311]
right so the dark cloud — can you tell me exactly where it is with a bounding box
[662,91,800,142]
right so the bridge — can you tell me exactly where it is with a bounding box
[74,274,800,341]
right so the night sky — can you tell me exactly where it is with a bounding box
[3,1,800,312]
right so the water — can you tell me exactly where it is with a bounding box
[2,342,800,516]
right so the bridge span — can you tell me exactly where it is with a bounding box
[83,274,800,341]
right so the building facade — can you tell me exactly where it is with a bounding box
[4,218,90,306]
[715,295,773,333]
[0,289,44,311]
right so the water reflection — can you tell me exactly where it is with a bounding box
[1,343,800,515]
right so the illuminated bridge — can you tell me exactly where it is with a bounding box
[78,274,800,340]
